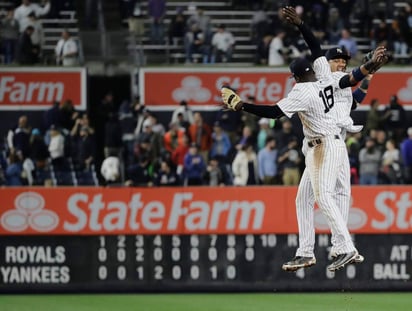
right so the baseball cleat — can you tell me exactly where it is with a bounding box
[332,253,365,264]
[282,256,316,272]
[327,251,358,271]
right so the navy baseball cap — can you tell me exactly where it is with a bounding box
[325,47,351,60]
[289,58,313,77]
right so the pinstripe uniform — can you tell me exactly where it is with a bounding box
[278,57,357,256]
[296,70,355,258]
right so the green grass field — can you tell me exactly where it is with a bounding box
[0,293,411,311]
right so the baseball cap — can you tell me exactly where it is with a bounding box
[325,47,351,61]
[289,58,313,77]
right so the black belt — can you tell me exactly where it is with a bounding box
[308,135,340,147]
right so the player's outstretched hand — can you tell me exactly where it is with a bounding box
[282,6,302,26]
[221,87,243,111]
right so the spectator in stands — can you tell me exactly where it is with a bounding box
[22,12,43,59]
[210,24,235,63]
[125,0,145,37]
[337,29,358,60]
[1,9,19,64]
[184,23,208,64]
[168,6,187,45]
[14,0,50,32]
[255,34,273,65]
[327,7,344,44]
[148,0,166,44]
[134,118,163,163]
[204,157,224,186]
[382,95,406,144]
[48,125,65,170]
[380,138,402,184]
[7,115,32,158]
[186,8,212,44]
[55,29,79,66]
[231,143,258,186]
[100,154,121,185]
[171,134,189,176]
[74,125,96,171]
[268,29,288,66]
[277,136,302,186]
[391,17,409,58]
[183,142,205,186]
[29,128,49,170]
[126,155,154,187]
[175,112,191,132]
[365,98,386,134]
[118,98,138,167]
[148,114,165,136]
[48,0,75,18]
[188,112,212,162]
[209,121,231,162]
[59,99,78,132]
[16,25,38,64]
[215,106,242,146]
[5,151,23,186]
[257,136,279,185]
[43,101,61,131]
[257,118,274,151]
[164,121,186,154]
[241,96,259,135]
[155,160,180,186]
[358,136,382,185]
[171,100,194,125]
[236,125,255,151]
[250,3,270,44]
[274,118,299,151]
[400,127,412,184]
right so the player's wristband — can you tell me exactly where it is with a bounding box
[351,67,366,81]
[352,88,366,103]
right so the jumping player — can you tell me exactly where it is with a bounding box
[221,30,387,271]
[281,6,384,272]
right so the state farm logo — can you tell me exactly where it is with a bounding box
[314,207,367,230]
[172,76,211,103]
[1,192,59,232]
[0,76,64,103]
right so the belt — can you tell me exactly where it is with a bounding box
[308,135,340,148]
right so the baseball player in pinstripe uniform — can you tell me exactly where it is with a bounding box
[221,15,387,271]
[280,6,387,272]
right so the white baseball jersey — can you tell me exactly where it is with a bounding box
[295,70,355,258]
[278,56,357,256]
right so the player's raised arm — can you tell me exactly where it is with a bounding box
[282,6,322,60]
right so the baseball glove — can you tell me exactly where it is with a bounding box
[221,87,243,111]
[362,49,391,74]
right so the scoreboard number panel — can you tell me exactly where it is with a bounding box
[1,234,412,292]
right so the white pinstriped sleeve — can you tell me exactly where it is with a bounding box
[277,84,308,118]
[313,56,332,81]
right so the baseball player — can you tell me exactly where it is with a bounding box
[221,34,386,271]
[280,6,387,272]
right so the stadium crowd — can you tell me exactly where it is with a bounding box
[1,0,412,187]
[2,93,412,187]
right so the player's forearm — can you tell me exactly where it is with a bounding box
[242,103,285,119]
[297,22,322,59]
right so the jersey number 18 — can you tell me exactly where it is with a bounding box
[319,85,334,113]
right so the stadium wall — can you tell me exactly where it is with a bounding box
[1,186,411,293]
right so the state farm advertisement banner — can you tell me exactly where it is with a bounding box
[0,186,411,235]
[140,68,412,109]
[0,68,87,110]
